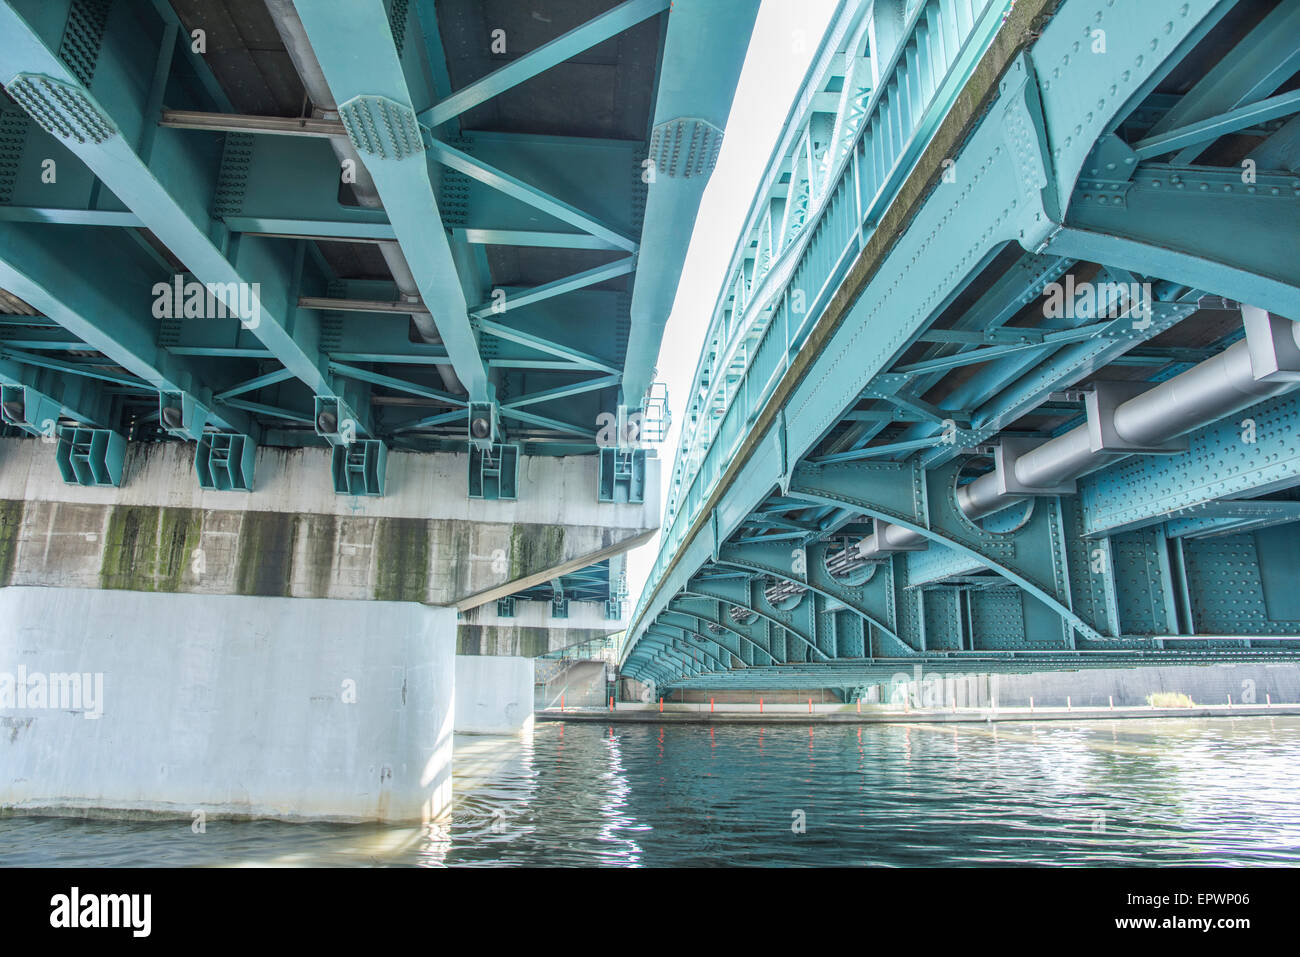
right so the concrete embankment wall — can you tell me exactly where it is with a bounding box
[536,660,609,710]
[878,663,1300,709]
[454,655,533,734]
[671,688,857,704]
[0,586,456,823]
[655,663,1300,709]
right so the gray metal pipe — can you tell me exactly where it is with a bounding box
[1111,338,1287,447]
[859,315,1300,559]
[265,0,466,396]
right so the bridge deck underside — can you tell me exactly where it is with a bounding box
[0,0,672,456]
[624,0,1300,690]
[0,0,763,623]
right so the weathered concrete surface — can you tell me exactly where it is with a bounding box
[652,663,1300,708]
[536,660,610,710]
[878,663,1300,709]
[0,437,658,609]
[0,586,455,823]
[458,598,625,656]
[537,705,1300,724]
[454,656,533,734]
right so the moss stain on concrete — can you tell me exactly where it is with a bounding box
[444,520,473,597]
[374,517,430,603]
[302,514,338,598]
[509,524,566,580]
[519,627,551,658]
[235,510,298,597]
[157,507,202,593]
[100,505,161,591]
[0,499,22,587]
[456,624,481,655]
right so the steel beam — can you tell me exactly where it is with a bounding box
[0,356,114,430]
[453,228,620,250]
[417,0,671,129]
[475,318,620,373]
[0,223,253,436]
[427,139,638,253]
[469,258,637,319]
[620,0,761,406]
[501,375,621,410]
[294,0,491,402]
[0,3,342,415]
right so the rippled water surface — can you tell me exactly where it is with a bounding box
[4,717,1300,866]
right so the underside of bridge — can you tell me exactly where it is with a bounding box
[621,0,1300,699]
[0,0,758,821]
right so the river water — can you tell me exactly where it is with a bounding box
[3,716,1299,866]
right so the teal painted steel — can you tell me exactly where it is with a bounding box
[418,0,671,129]
[622,0,1300,687]
[621,0,762,407]
[331,439,387,497]
[294,0,491,402]
[427,139,639,253]
[195,432,256,493]
[0,378,84,436]
[55,425,124,487]
[0,5,340,404]
[468,443,519,500]
[0,0,753,510]
[598,447,646,504]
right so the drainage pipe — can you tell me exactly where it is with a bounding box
[855,310,1300,560]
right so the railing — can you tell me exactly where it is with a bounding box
[626,0,1007,660]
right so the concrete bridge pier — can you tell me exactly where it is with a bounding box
[1,587,457,823]
[0,438,659,822]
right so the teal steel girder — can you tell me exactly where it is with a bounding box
[469,258,637,320]
[1135,0,1300,163]
[0,1,357,427]
[824,252,1073,467]
[0,221,255,438]
[1052,164,1300,319]
[679,577,830,663]
[293,0,491,402]
[1028,0,1236,216]
[666,595,784,668]
[623,0,1273,680]
[0,129,392,239]
[1165,502,1300,540]
[912,300,1197,471]
[426,137,639,253]
[783,459,1091,644]
[646,623,730,673]
[620,0,761,406]
[713,539,911,655]
[0,356,114,432]
[630,50,1072,670]
[643,629,717,675]
[1080,390,1300,538]
[1,0,764,472]
[208,134,395,240]
[657,607,771,666]
[652,648,1300,691]
[418,0,671,129]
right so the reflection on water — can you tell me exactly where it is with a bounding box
[3,717,1300,866]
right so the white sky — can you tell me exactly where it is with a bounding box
[624,0,840,601]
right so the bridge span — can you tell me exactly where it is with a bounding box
[621,0,1300,698]
[0,0,757,821]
